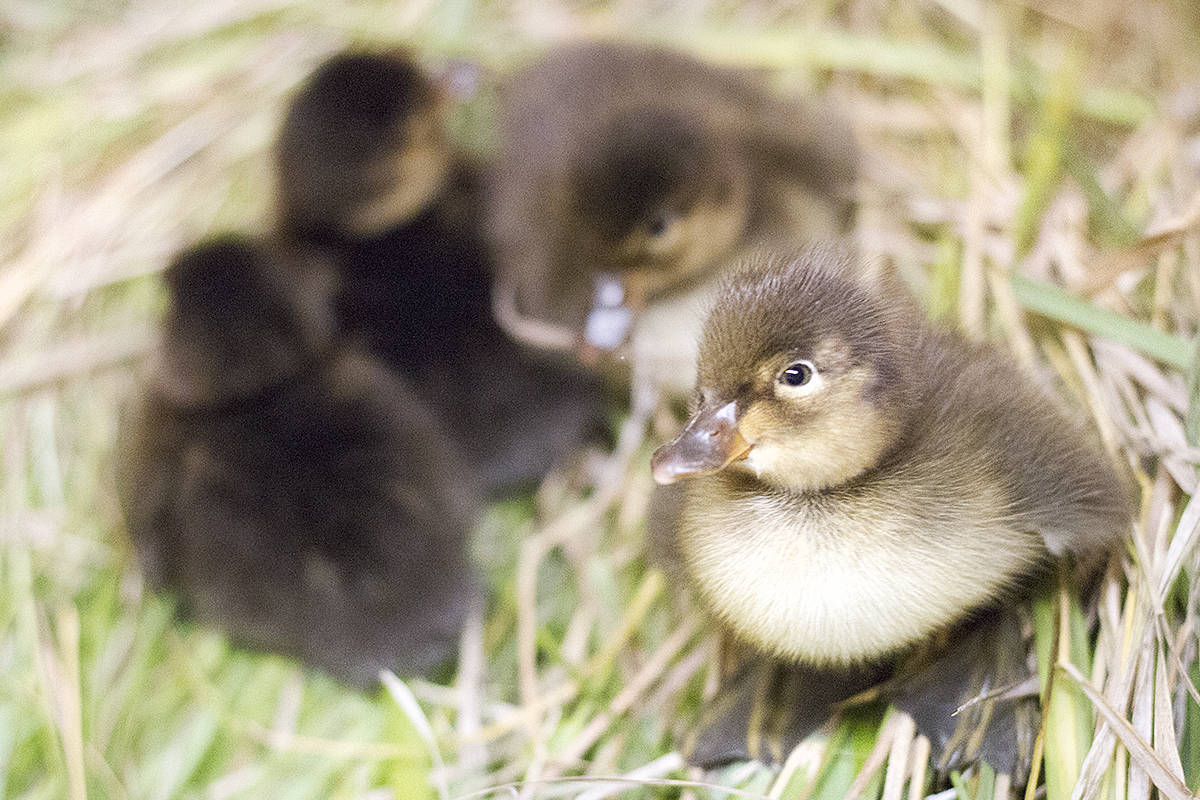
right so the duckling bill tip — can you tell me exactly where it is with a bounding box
[650,445,686,484]
[651,400,752,484]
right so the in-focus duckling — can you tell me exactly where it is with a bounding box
[650,247,1129,778]
[488,41,859,398]
[275,49,606,494]
[117,236,480,686]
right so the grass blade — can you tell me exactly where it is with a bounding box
[1186,338,1200,448]
[1181,660,1200,788]
[1009,275,1194,368]
[380,671,442,800]
[1061,141,1142,248]
[1058,663,1193,800]
[664,29,1151,126]
[1033,588,1094,800]
[1013,48,1082,256]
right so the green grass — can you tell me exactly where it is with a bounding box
[2,1,1199,799]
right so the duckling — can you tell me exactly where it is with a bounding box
[488,41,859,399]
[650,246,1129,778]
[117,236,481,686]
[276,49,451,242]
[275,49,605,494]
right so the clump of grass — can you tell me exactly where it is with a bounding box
[1,1,1198,799]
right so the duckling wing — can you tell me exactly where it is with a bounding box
[916,333,1130,566]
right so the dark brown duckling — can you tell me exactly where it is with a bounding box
[117,236,481,686]
[488,41,859,398]
[649,246,1129,779]
[275,49,606,495]
[276,49,451,242]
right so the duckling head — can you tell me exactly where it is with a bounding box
[276,50,451,239]
[496,107,751,354]
[154,237,336,408]
[570,109,751,305]
[652,248,919,493]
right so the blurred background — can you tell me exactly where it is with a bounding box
[1,1,1198,798]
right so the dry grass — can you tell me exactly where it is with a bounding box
[1,1,1198,798]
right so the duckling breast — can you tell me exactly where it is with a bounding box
[677,470,1047,665]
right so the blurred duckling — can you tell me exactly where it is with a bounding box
[488,41,859,400]
[275,49,605,494]
[276,48,453,243]
[117,236,481,686]
[650,246,1129,778]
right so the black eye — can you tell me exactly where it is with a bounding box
[779,362,813,387]
[646,211,674,239]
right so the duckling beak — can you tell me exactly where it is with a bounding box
[651,401,752,484]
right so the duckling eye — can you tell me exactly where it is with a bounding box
[645,210,676,239]
[779,361,814,387]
